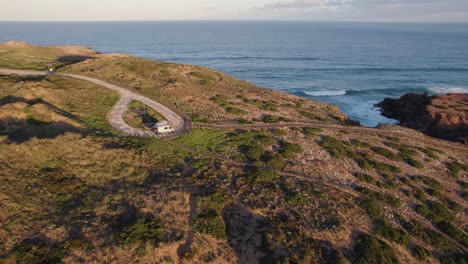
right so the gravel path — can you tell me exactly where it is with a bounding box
[0,69,185,137]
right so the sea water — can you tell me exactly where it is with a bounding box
[1,21,467,126]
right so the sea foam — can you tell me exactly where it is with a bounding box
[305,90,347,96]
[428,87,468,94]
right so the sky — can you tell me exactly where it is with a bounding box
[1,0,468,22]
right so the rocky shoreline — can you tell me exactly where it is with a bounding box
[377,93,468,144]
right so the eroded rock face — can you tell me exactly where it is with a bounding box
[377,93,468,144]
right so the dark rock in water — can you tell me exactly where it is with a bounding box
[377,93,468,144]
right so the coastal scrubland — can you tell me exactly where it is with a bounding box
[0,43,467,264]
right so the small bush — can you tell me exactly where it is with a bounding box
[413,187,427,202]
[404,157,424,169]
[319,136,348,159]
[371,147,403,162]
[280,141,303,159]
[357,187,401,208]
[210,95,229,106]
[415,201,455,223]
[241,144,265,161]
[402,220,456,250]
[446,161,468,178]
[303,127,323,136]
[286,192,309,206]
[350,139,371,148]
[226,107,248,115]
[417,147,439,160]
[415,176,442,190]
[374,219,411,246]
[412,245,431,261]
[300,111,325,121]
[437,221,468,247]
[352,234,399,264]
[193,208,226,240]
[359,199,382,219]
[262,114,290,123]
[119,216,164,245]
[354,172,376,184]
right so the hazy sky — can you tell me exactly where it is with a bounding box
[1,0,468,22]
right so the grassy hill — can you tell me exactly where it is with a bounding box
[0,43,467,264]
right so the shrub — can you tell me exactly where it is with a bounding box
[265,156,286,170]
[415,201,455,223]
[354,172,376,184]
[261,101,278,112]
[412,245,431,261]
[210,95,229,106]
[262,115,290,123]
[352,234,399,264]
[119,216,164,245]
[374,219,411,246]
[446,161,468,178]
[193,208,226,239]
[350,139,371,148]
[417,147,439,160]
[246,168,281,183]
[461,192,468,201]
[286,192,309,206]
[436,221,468,247]
[255,135,276,146]
[241,144,265,161]
[404,157,424,169]
[303,127,323,136]
[225,107,248,115]
[357,187,401,208]
[300,111,325,121]
[416,176,442,190]
[413,187,427,202]
[280,141,303,159]
[319,136,348,159]
[402,220,456,250]
[359,199,382,219]
[371,147,403,162]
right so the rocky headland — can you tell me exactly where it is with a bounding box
[378,93,468,144]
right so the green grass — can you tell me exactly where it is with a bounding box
[174,129,226,153]
[124,100,166,130]
[0,46,64,70]
[210,95,229,106]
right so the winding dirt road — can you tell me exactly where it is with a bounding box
[0,68,185,137]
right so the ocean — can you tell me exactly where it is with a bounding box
[1,21,468,126]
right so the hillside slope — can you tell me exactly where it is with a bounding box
[0,43,467,264]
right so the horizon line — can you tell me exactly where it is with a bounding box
[1,19,467,24]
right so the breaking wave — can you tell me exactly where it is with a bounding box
[304,90,347,96]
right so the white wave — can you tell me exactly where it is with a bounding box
[428,87,468,94]
[305,90,347,96]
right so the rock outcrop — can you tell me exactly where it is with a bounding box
[377,93,468,144]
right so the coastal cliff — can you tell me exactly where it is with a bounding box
[378,93,468,144]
